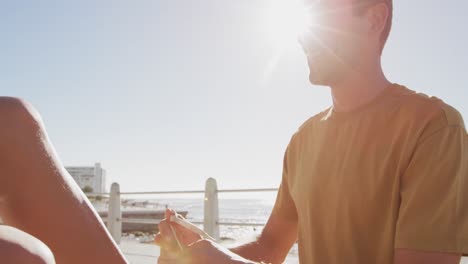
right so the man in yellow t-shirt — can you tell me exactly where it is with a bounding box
[156,0,468,263]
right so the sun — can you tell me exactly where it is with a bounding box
[264,0,315,50]
[262,0,318,84]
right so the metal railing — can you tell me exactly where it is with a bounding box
[92,178,278,243]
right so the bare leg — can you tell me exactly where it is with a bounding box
[0,225,55,264]
[0,97,127,264]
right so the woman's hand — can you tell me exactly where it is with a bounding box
[155,208,202,249]
[155,209,257,264]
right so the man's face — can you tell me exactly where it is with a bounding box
[300,0,373,86]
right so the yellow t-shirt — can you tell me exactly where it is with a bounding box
[273,84,468,263]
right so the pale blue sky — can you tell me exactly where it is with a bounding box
[1,0,467,193]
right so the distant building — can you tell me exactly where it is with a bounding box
[66,163,107,193]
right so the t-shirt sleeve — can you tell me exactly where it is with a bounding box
[272,145,298,221]
[395,123,468,254]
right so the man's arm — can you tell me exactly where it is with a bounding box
[156,208,297,264]
[176,210,297,264]
[394,248,461,264]
[230,141,298,264]
[229,208,298,264]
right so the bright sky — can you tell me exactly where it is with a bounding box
[1,0,467,194]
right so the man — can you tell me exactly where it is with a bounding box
[156,0,468,263]
[0,98,128,263]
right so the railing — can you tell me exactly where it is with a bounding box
[89,178,278,244]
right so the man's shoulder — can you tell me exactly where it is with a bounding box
[391,84,441,111]
[397,86,465,140]
[297,107,332,132]
[285,107,331,147]
[392,84,465,130]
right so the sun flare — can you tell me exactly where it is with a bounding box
[262,0,316,84]
[264,0,315,49]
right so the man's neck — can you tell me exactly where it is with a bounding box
[330,64,391,113]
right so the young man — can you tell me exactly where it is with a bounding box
[156,0,468,263]
[0,98,128,263]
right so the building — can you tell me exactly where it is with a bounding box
[66,163,107,193]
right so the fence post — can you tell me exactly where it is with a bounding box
[108,182,122,244]
[204,178,219,241]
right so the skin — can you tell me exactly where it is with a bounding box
[0,225,55,264]
[0,97,128,264]
[156,1,463,263]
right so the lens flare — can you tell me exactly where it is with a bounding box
[264,0,315,50]
[262,0,316,84]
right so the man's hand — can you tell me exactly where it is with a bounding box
[186,239,258,264]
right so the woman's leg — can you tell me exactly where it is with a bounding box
[0,97,127,264]
[0,225,55,264]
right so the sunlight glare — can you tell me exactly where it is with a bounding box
[264,0,314,50]
[262,0,316,85]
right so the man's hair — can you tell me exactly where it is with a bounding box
[354,0,393,54]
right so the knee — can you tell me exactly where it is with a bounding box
[0,97,43,136]
[0,226,55,264]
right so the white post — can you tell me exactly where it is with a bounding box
[108,182,122,244]
[204,178,219,241]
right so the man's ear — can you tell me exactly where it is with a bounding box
[365,2,389,37]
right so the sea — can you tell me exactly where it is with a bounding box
[119,197,284,244]
[158,198,274,237]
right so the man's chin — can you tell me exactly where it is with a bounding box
[308,72,329,86]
